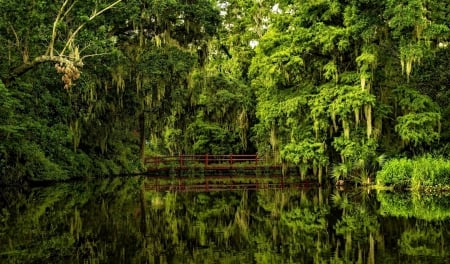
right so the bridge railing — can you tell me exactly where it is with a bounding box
[145,154,267,169]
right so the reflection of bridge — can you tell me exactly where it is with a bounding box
[144,175,317,192]
[144,154,287,176]
[144,179,315,192]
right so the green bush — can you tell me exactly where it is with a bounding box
[376,158,413,187]
[377,156,450,189]
[21,143,69,182]
[411,157,450,188]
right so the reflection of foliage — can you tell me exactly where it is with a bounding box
[0,178,143,263]
[378,191,450,258]
[281,207,327,233]
[399,228,447,257]
[255,189,333,262]
[5,180,450,262]
[378,191,450,221]
[332,189,379,263]
[256,189,288,218]
[378,192,413,216]
[335,208,379,239]
[1,184,334,262]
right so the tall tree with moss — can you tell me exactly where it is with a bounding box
[249,0,449,184]
[104,0,221,160]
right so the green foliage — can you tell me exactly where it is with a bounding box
[281,140,326,165]
[281,140,328,180]
[248,0,448,184]
[185,118,241,154]
[0,0,222,183]
[392,85,441,146]
[410,157,450,188]
[377,156,450,188]
[0,82,22,135]
[376,158,414,187]
[176,67,254,155]
[396,112,441,145]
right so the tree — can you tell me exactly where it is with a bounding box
[0,0,122,87]
[249,0,449,183]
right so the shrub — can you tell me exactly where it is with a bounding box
[377,156,450,189]
[376,158,412,187]
[411,157,450,188]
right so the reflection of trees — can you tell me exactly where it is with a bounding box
[400,228,446,257]
[1,182,334,262]
[141,187,335,263]
[0,178,145,263]
[4,181,450,262]
[378,191,450,259]
[252,189,332,263]
[379,192,450,221]
[331,190,380,264]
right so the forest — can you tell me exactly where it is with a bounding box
[0,0,449,186]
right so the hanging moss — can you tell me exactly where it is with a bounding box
[270,126,278,154]
[354,108,360,126]
[331,111,338,132]
[365,104,372,138]
[112,66,126,93]
[342,120,350,140]
[70,119,81,152]
[238,108,249,150]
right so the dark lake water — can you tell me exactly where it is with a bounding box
[1,177,450,263]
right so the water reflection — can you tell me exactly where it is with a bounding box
[1,178,450,263]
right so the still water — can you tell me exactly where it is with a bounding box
[1,177,450,263]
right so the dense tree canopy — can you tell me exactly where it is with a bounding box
[0,0,449,184]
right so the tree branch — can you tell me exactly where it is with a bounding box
[62,0,78,19]
[5,55,83,84]
[8,24,20,48]
[81,52,111,60]
[60,0,122,55]
[48,0,72,57]
[3,0,122,86]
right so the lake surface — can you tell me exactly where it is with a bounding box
[1,177,450,263]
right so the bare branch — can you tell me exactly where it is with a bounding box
[81,52,111,60]
[90,0,122,19]
[79,42,92,54]
[48,0,72,57]
[8,24,20,48]
[62,0,78,19]
[61,0,122,55]
[60,24,84,56]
